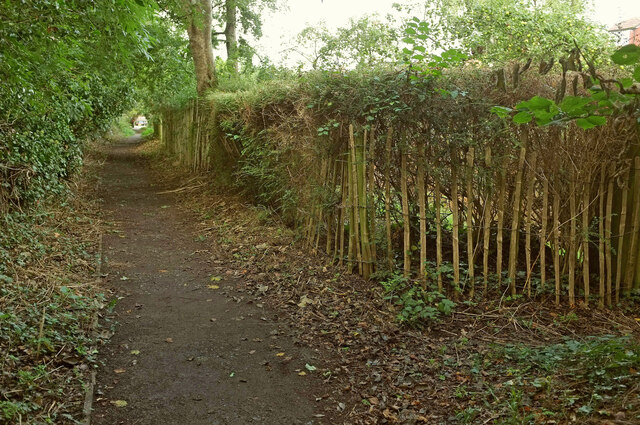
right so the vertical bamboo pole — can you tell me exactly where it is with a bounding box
[605,164,614,306]
[347,153,355,271]
[568,177,577,308]
[483,147,492,293]
[496,167,507,285]
[368,128,377,272]
[417,140,427,286]
[384,127,394,271]
[338,161,347,267]
[508,140,527,296]
[598,168,606,308]
[401,141,411,278]
[435,181,443,292]
[624,156,640,296]
[451,163,461,295]
[349,125,363,275]
[582,175,591,305]
[615,167,631,303]
[553,191,561,306]
[540,179,549,293]
[358,129,372,279]
[326,160,338,256]
[524,152,537,297]
[466,147,475,297]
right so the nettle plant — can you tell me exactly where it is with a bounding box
[493,44,640,128]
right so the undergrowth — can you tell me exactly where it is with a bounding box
[379,273,456,326]
[0,151,103,424]
[455,335,640,424]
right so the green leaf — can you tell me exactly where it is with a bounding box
[305,363,317,371]
[512,111,533,124]
[575,116,606,129]
[490,106,512,118]
[611,44,640,65]
[634,65,640,82]
[587,115,607,126]
[621,77,634,89]
[516,95,554,111]
[559,96,590,115]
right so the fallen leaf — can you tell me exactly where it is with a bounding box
[276,352,285,357]
[229,371,235,377]
[110,400,128,408]
[210,276,222,281]
[166,338,173,343]
[207,285,220,290]
[305,363,317,372]
[120,276,129,281]
[297,294,313,308]
[159,269,168,273]
[130,350,140,355]
[298,371,306,376]
[114,369,126,374]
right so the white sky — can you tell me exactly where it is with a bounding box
[242,0,640,66]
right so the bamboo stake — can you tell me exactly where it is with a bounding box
[326,160,338,256]
[508,140,527,296]
[349,125,363,275]
[624,156,640,295]
[540,179,549,293]
[347,153,355,271]
[435,181,443,292]
[598,167,606,308]
[368,128,377,271]
[569,177,577,307]
[582,174,591,305]
[384,127,394,271]
[313,159,329,252]
[496,166,507,285]
[401,141,411,278]
[553,190,561,306]
[615,167,630,303]
[524,152,537,297]
[418,140,427,286]
[466,147,475,297]
[451,163,461,295]
[358,128,372,279]
[605,164,614,306]
[338,161,347,267]
[483,147,492,293]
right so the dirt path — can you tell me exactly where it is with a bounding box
[92,134,321,425]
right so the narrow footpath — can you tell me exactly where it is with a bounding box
[92,134,320,425]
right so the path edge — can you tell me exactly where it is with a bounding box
[83,233,103,425]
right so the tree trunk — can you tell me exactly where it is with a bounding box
[225,0,238,73]
[184,0,217,95]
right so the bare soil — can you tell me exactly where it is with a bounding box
[91,134,326,425]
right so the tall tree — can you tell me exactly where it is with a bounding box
[182,0,218,94]
[224,0,239,72]
[213,0,279,73]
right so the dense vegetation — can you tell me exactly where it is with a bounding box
[2,0,640,423]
